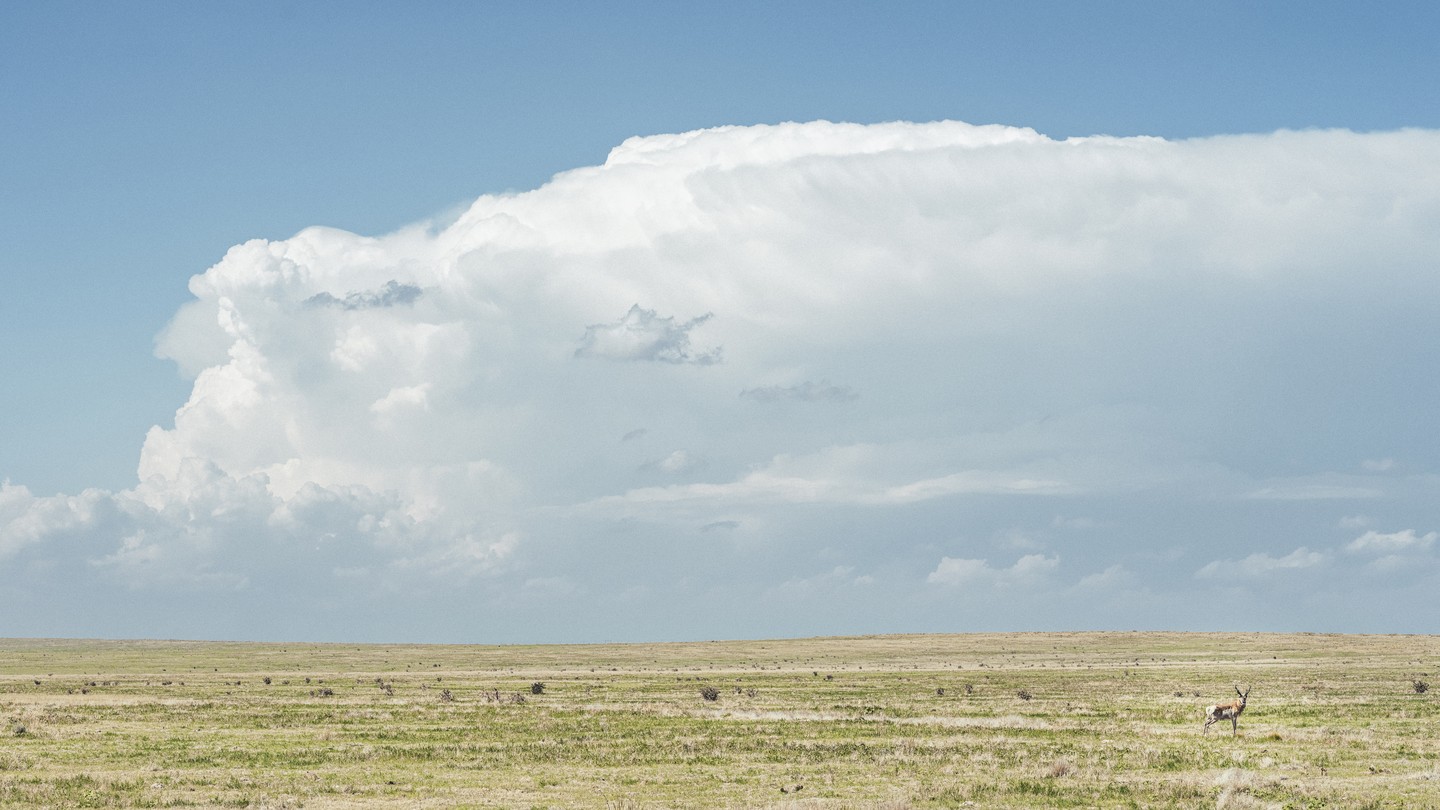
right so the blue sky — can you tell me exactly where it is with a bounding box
[3,3,1440,642]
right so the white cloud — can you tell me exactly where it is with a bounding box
[1195,547,1330,580]
[774,565,873,596]
[586,443,1074,515]
[874,471,1075,503]
[0,482,115,560]
[1346,529,1436,554]
[927,553,1060,587]
[1075,564,1138,592]
[1,460,514,593]
[996,528,1043,550]
[370,383,431,416]
[647,450,701,475]
[9,119,1440,637]
[1245,483,1383,501]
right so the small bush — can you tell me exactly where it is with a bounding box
[481,689,526,704]
[1046,758,1074,778]
[700,686,720,702]
[531,682,545,695]
[936,688,945,696]
[964,683,974,695]
[439,689,455,702]
[1413,679,1429,694]
[262,677,272,685]
[1016,689,1033,701]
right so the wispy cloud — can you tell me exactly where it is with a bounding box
[587,465,1072,512]
[1245,484,1383,501]
[1346,529,1436,554]
[1195,547,1329,579]
[740,380,857,403]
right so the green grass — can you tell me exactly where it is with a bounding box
[1,632,1437,807]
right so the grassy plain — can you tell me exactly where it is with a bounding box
[1,632,1437,808]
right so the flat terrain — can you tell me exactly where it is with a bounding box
[1,632,1437,808]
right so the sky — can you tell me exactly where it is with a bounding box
[3,2,1440,643]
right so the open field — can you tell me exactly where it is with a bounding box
[1,632,1437,808]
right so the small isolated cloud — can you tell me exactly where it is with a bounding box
[642,450,702,475]
[575,304,720,364]
[620,428,648,443]
[304,280,422,310]
[1338,515,1370,529]
[740,379,858,403]
[773,565,873,596]
[1246,484,1382,501]
[1195,547,1329,579]
[996,528,1042,550]
[1075,564,1138,592]
[1361,458,1396,472]
[1346,529,1436,554]
[522,576,579,598]
[927,553,1059,587]
[700,520,740,532]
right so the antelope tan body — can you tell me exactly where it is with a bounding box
[1203,686,1250,736]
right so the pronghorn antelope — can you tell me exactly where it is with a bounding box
[1203,685,1251,736]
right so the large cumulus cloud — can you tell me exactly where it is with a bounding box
[6,120,1440,639]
